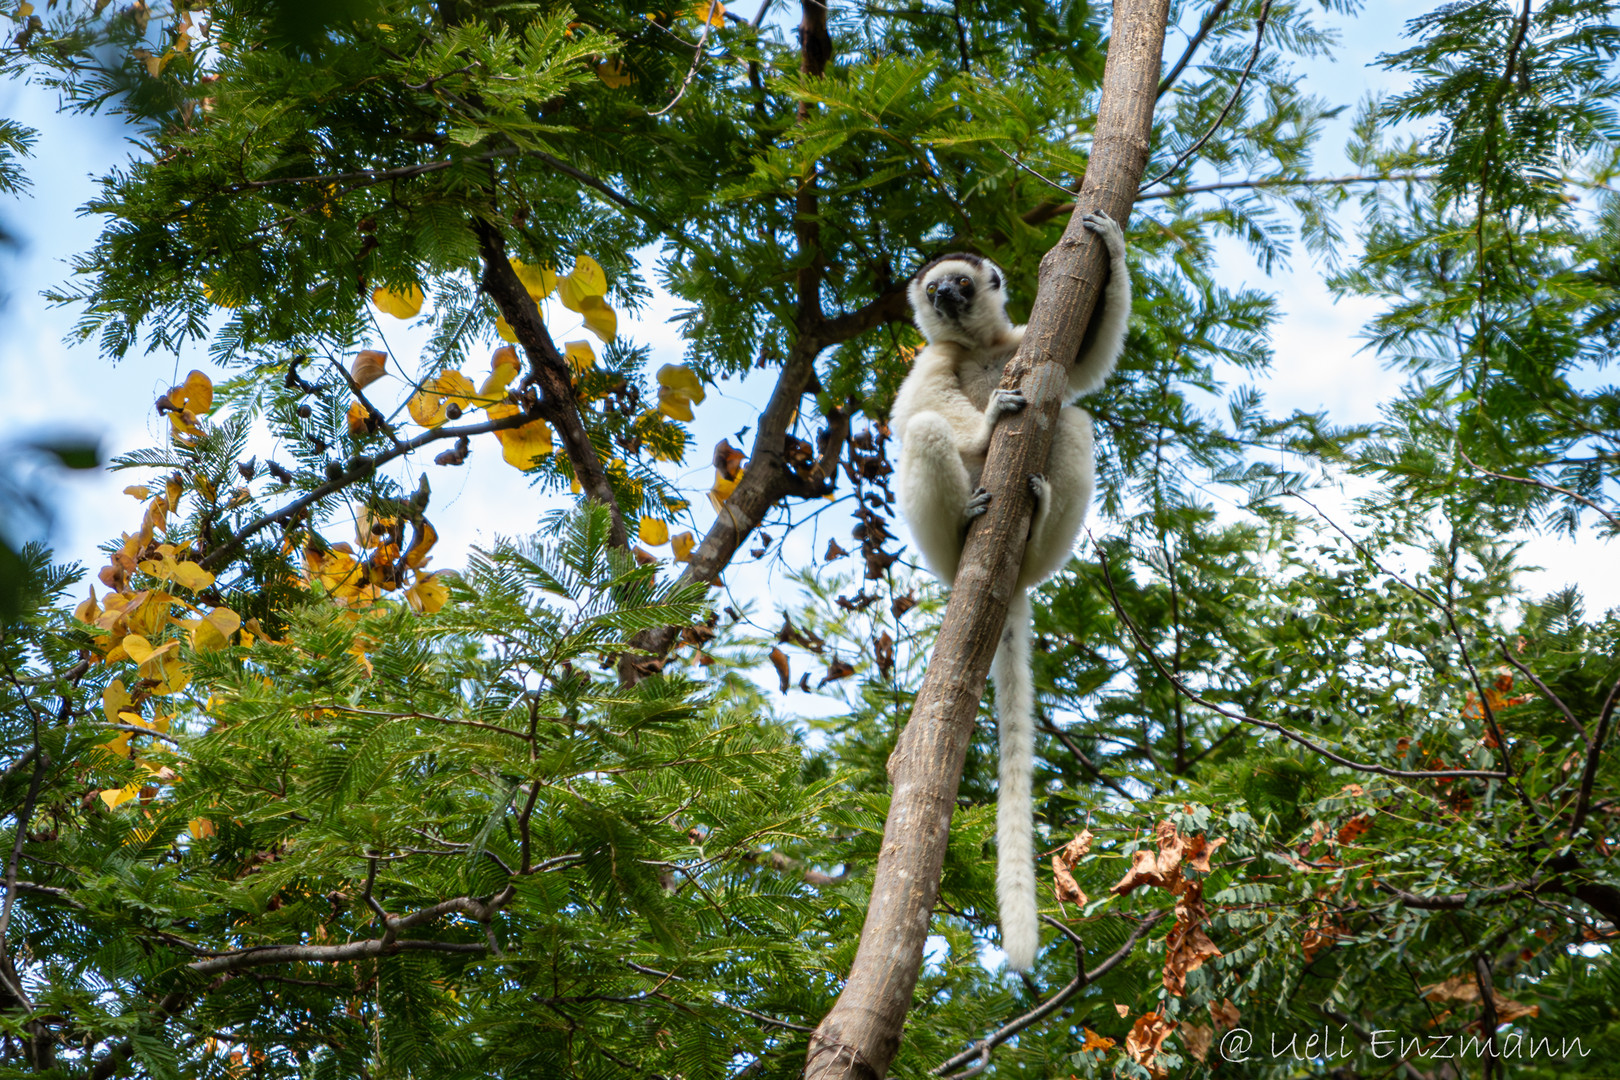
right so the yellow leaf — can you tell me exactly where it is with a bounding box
[495,314,519,343]
[568,255,607,297]
[671,531,696,563]
[409,370,476,427]
[346,401,369,436]
[658,363,706,402]
[18,3,35,17]
[189,817,216,840]
[691,0,725,26]
[578,296,617,343]
[657,362,708,421]
[165,474,182,511]
[123,485,150,500]
[123,634,179,666]
[103,679,132,725]
[638,518,670,546]
[172,561,215,591]
[372,284,424,319]
[406,573,449,614]
[709,466,744,513]
[100,783,141,809]
[201,281,238,308]
[170,370,214,415]
[74,587,100,625]
[482,345,521,400]
[405,521,438,568]
[564,340,597,376]
[509,259,556,301]
[100,731,133,759]
[596,57,635,88]
[192,606,241,651]
[488,402,554,470]
[351,349,388,390]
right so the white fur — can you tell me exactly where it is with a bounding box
[891,212,1129,971]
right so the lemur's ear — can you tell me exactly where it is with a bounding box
[988,269,1001,290]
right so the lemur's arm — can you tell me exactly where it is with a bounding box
[1067,211,1130,400]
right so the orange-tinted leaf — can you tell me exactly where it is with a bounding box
[691,0,725,25]
[712,438,744,480]
[671,531,695,563]
[405,522,438,568]
[189,817,216,840]
[769,647,791,692]
[123,485,150,500]
[170,370,214,415]
[351,349,388,390]
[372,284,424,319]
[1181,1023,1213,1063]
[1081,1028,1115,1054]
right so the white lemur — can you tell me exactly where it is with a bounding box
[891,211,1129,971]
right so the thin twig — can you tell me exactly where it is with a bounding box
[198,410,536,571]
[1038,722,1136,800]
[1140,0,1273,191]
[650,4,719,117]
[1157,0,1232,98]
[1459,450,1620,531]
[1498,641,1590,748]
[1090,536,1507,781]
[932,912,1167,1077]
[1286,493,1526,789]
[1571,676,1620,836]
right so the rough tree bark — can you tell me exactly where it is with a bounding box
[802,2,1171,1077]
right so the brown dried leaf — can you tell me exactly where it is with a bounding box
[769,647,791,693]
[1209,998,1240,1031]
[1124,1012,1175,1080]
[1181,1023,1213,1063]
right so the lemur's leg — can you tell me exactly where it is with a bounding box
[1017,405,1095,589]
[897,411,977,585]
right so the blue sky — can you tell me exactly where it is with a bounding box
[2,0,1615,627]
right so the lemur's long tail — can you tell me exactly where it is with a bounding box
[990,589,1038,971]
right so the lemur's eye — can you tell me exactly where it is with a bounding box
[958,276,972,288]
[926,282,937,295]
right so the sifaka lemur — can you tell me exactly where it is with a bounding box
[890,211,1129,970]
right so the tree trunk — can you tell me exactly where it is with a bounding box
[801,3,1170,1077]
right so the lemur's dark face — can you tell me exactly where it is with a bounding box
[908,253,1012,347]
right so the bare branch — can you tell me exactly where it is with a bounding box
[1571,676,1620,836]
[188,937,487,975]
[1375,875,1546,910]
[1157,0,1232,98]
[1139,0,1272,191]
[932,913,1167,1077]
[650,4,719,117]
[1460,450,1620,531]
[1092,537,1508,781]
[198,410,535,571]
[1498,641,1590,748]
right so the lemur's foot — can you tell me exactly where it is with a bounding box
[1028,473,1049,504]
[990,388,1027,417]
[1081,210,1125,257]
[963,487,992,522]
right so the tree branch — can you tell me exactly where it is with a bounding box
[803,4,1172,1076]
[932,913,1167,1077]
[1140,0,1272,191]
[1092,539,1508,781]
[473,218,630,549]
[1157,0,1232,99]
[188,937,487,976]
[198,410,535,571]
